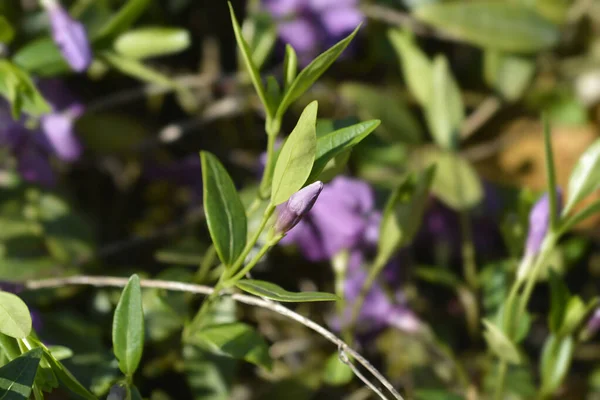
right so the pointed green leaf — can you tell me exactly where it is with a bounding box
[388,29,432,106]
[271,101,318,205]
[377,167,435,265]
[0,292,31,339]
[276,26,360,119]
[307,120,380,182]
[414,2,560,53]
[0,61,51,119]
[283,45,297,90]
[540,334,574,396]
[12,38,69,76]
[112,274,145,377]
[42,349,97,400]
[425,55,464,150]
[191,322,272,370]
[114,27,191,59]
[563,138,600,215]
[95,0,151,41]
[228,3,271,117]
[0,348,42,400]
[483,319,521,364]
[236,279,338,302]
[200,151,248,266]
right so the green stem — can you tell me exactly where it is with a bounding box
[347,254,387,334]
[494,361,508,400]
[227,235,281,283]
[259,126,279,199]
[459,210,478,289]
[517,235,556,320]
[230,204,275,274]
[194,245,217,283]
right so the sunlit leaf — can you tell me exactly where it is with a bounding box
[236,280,338,302]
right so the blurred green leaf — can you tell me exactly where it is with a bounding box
[559,296,587,336]
[100,51,184,90]
[191,322,272,370]
[276,26,360,120]
[0,347,42,400]
[242,12,276,70]
[425,55,464,150]
[414,390,464,400]
[0,16,14,43]
[95,0,151,41]
[378,167,435,265]
[339,83,423,144]
[228,3,271,118]
[0,291,31,339]
[200,151,247,267]
[13,38,69,76]
[283,45,297,91]
[307,119,380,183]
[42,348,97,400]
[414,148,483,210]
[236,280,338,302]
[114,27,191,59]
[271,101,318,205]
[414,2,560,53]
[563,138,600,215]
[548,271,570,333]
[540,334,573,396]
[47,346,73,362]
[484,50,535,102]
[77,112,146,154]
[0,60,51,118]
[388,29,432,106]
[483,319,521,364]
[112,274,145,377]
[183,345,235,400]
[323,353,353,386]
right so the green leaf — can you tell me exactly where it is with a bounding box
[112,274,145,377]
[323,352,353,386]
[200,151,248,266]
[483,319,521,364]
[0,16,15,44]
[540,334,574,396]
[542,115,559,232]
[559,296,587,337]
[0,61,51,119]
[425,55,464,150]
[276,26,360,120]
[414,2,560,53]
[339,83,423,144]
[12,38,69,77]
[46,346,73,361]
[94,0,151,41]
[42,349,97,400]
[563,138,600,215]
[388,29,432,106]
[283,44,297,90]
[548,271,570,333]
[414,148,483,210]
[228,3,271,118]
[0,292,31,339]
[307,120,380,183]
[100,51,181,89]
[377,167,436,265]
[191,322,272,370]
[183,345,235,400]
[483,50,535,102]
[271,101,318,205]
[242,12,277,70]
[236,280,338,302]
[0,348,42,400]
[114,27,191,59]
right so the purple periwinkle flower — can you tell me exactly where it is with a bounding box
[275,181,324,234]
[0,80,84,186]
[263,0,363,64]
[280,176,378,261]
[43,0,92,72]
[525,190,562,258]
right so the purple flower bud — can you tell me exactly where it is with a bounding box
[107,384,127,400]
[275,181,324,234]
[525,189,562,257]
[45,0,92,72]
[582,308,600,340]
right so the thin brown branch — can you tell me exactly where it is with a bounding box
[24,275,404,400]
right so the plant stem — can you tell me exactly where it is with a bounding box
[494,361,508,400]
[459,210,478,289]
[230,204,275,274]
[194,245,217,283]
[347,254,387,335]
[259,127,278,198]
[24,275,405,400]
[517,235,556,320]
[227,235,281,283]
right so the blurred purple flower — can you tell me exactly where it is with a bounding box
[583,308,600,340]
[44,0,92,72]
[0,80,84,186]
[280,176,377,260]
[275,181,324,234]
[525,189,562,258]
[263,0,363,64]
